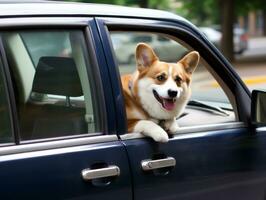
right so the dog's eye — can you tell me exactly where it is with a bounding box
[175,76,182,82]
[157,74,166,81]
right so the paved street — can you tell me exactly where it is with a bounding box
[234,37,266,90]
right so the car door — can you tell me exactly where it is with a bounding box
[97,17,266,200]
[0,17,132,199]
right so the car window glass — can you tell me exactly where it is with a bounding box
[131,35,152,43]
[0,59,13,143]
[21,31,71,67]
[3,30,99,141]
[110,31,235,127]
[157,36,169,42]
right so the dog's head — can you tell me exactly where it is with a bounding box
[132,43,200,119]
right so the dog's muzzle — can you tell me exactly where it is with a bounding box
[153,89,176,111]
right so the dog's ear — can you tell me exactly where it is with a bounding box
[179,51,200,74]
[136,43,158,71]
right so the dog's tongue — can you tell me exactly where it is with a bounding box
[163,99,175,111]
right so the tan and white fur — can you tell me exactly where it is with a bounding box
[121,43,200,142]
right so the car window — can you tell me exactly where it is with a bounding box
[157,36,169,42]
[110,31,236,127]
[3,30,99,141]
[21,31,71,67]
[131,35,152,43]
[0,59,13,143]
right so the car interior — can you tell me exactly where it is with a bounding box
[2,30,96,141]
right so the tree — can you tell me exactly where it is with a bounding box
[63,0,170,9]
[177,0,266,61]
[236,0,266,36]
[176,0,220,26]
[219,0,234,62]
[178,0,235,62]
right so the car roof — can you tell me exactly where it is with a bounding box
[0,1,190,24]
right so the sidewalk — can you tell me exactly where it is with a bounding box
[233,56,266,77]
[232,55,266,89]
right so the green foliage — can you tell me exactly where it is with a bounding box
[177,0,266,25]
[64,0,170,9]
[176,0,220,26]
[64,0,126,5]
[236,0,266,15]
[149,0,170,9]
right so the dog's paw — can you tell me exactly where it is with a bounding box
[152,128,169,142]
[134,120,169,143]
[165,119,179,135]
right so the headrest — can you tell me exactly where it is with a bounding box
[32,57,82,97]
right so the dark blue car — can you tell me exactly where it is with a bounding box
[0,1,265,200]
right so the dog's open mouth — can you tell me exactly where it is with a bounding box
[153,90,176,111]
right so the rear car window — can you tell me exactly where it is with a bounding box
[3,30,100,141]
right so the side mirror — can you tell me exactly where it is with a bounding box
[251,90,266,126]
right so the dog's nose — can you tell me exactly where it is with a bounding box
[168,89,178,98]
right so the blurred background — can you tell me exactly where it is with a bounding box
[59,0,266,91]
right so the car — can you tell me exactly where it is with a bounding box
[200,26,248,54]
[233,26,249,54]
[0,1,265,200]
[199,27,221,49]
[113,33,186,64]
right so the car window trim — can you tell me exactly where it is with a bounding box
[0,36,18,145]
[0,17,110,145]
[97,17,251,128]
[0,134,118,156]
[121,122,246,141]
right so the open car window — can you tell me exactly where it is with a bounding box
[109,31,236,127]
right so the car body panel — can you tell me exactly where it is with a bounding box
[0,2,264,200]
[0,140,132,199]
[122,127,266,200]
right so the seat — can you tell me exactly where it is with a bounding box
[19,56,87,140]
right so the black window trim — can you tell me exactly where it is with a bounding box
[0,36,17,146]
[0,17,109,146]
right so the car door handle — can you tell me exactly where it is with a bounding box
[141,157,176,171]
[81,165,120,181]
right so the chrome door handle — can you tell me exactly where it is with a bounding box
[141,157,176,171]
[82,165,120,181]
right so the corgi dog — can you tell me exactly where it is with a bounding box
[121,43,200,142]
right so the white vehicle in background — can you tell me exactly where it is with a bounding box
[199,27,221,49]
[233,27,249,54]
[112,33,187,64]
[199,26,248,54]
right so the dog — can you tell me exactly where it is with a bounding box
[121,43,200,142]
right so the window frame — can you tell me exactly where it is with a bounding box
[0,17,111,146]
[95,17,251,135]
[0,38,16,146]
